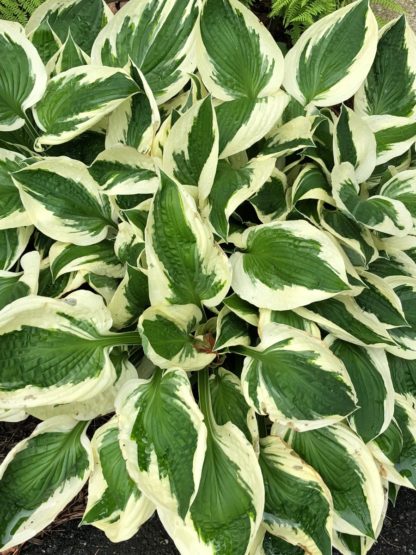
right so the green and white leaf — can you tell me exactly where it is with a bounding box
[214,307,250,351]
[0,148,31,229]
[0,416,92,551]
[223,293,259,327]
[197,0,284,100]
[89,146,158,195]
[139,303,215,370]
[380,170,416,228]
[116,369,207,518]
[159,371,264,555]
[261,115,321,158]
[0,290,140,408]
[230,220,350,310]
[260,435,333,555]
[163,96,218,200]
[203,156,275,241]
[33,65,138,149]
[326,336,394,442]
[0,251,40,312]
[145,171,231,307]
[384,277,416,359]
[83,418,154,542]
[295,296,394,348]
[283,0,377,107]
[209,368,258,446]
[108,264,149,329]
[0,227,33,271]
[49,241,123,281]
[250,169,289,224]
[278,423,385,538]
[291,164,332,205]
[258,308,320,338]
[366,115,416,165]
[0,408,27,423]
[106,65,160,154]
[0,21,46,132]
[13,157,115,245]
[47,31,89,76]
[27,0,112,56]
[355,16,416,118]
[332,162,413,236]
[91,0,199,104]
[239,323,356,431]
[333,105,376,183]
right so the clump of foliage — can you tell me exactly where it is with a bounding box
[0,0,416,554]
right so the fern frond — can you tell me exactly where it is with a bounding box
[0,0,44,25]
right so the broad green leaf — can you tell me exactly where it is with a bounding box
[0,251,40,312]
[209,368,257,445]
[33,65,138,149]
[380,170,416,229]
[250,169,289,224]
[327,337,394,442]
[223,293,259,327]
[279,423,384,538]
[139,303,215,370]
[214,307,250,351]
[0,416,92,551]
[332,162,413,236]
[296,296,394,348]
[159,370,263,555]
[366,115,416,165]
[320,206,377,267]
[116,369,207,518]
[261,115,321,158]
[283,0,378,107]
[83,418,154,541]
[385,277,416,359]
[0,148,31,229]
[26,0,112,56]
[260,436,333,555]
[239,323,356,431]
[0,21,46,132]
[0,227,32,271]
[291,164,332,205]
[27,353,136,422]
[49,241,123,281]
[197,0,284,100]
[91,0,199,104]
[89,146,158,195]
[230,220,349,310]
[145,171,231,307]
[372,395,416,489]
[13,157,115,246]
[109,264,149,329]
[163,96,218,201]
[106,64,160,154]
[355,16,416,118]
[0,290,141,408]
[203,156,275,241]
[215,93,289,158]
[354,271,408,328]
[334,105,376,183]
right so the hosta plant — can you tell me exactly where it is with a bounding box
[0,0,416,554]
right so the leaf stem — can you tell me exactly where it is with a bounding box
[98,331,142,348]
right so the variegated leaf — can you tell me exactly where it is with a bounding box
[385,276,416,359]
[223,293,259,327]
[0,251,40,312]
[47,31,89,76]
[355,16,416,118]
[261,115,322,158]
[139,303,215,370]
[0,417,93,551]
[332,162,413,236]
[283,0,377,107]
[258,308,320,338]
[0,227,32,271]
[83,418,155,541]
[238,323,356,431]
[116,369,207,517]
[230,220,349,310]
[380,170,416,228]
[91,0,199,104]
[260,436,333,555]
[250,169,289,224]
[366,115,416,165]
[0,291,141,408]
[197,0,284,100]
[33,66,138,149]
[145,171,231,307]
[13,157,115,245]
[214,307,250,351]
[0,21,46,132]
[0,148,31,229]
[108,264,149,329]
[291,164,332,205]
